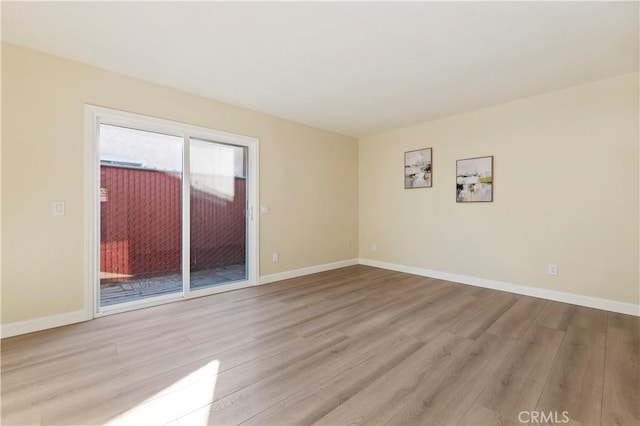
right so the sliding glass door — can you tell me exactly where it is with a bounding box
[92,107,257,314]
[99,125,184,307]
[190,139,248,290]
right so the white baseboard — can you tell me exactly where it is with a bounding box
[5,256,633,339]
[359,258,640,317]
[259,258,359,285]
[1,309,89,339]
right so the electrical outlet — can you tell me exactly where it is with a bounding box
[272,252,279,262]
[548,264,558,276]
[371,243,377,252]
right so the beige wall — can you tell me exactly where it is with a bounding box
[359,72,639,305]
[2,42,638,327]
[1,43,359,324]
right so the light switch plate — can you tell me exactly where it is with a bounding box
[53,201,65,216]
[260,205,270,215]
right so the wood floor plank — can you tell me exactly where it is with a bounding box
[535,300,576,331]
[244,294,369,338]
[63,332,352,425]
[2,329,253,422]
[486,296,546,339]
[536,325,606,425]
[601,321,640,425]
[292,297,385,337]
[448,292,518,340]
[39,330,346,425]
[338,290,464,338]
[458,403,523,425]
[608,311,640,334]
[1,330,246,405]
[569,306,608,333]
[408,294,482,342]
[314,332,473,426]
[241,335,422,425]
[1,266,635,426]
[475,325,565,421]
[0,339,89,372]
[179,333,424,425]
[382,332,517,425]
[0,344,119,392]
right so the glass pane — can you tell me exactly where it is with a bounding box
[99,124,183,307]
[190,139,248,290]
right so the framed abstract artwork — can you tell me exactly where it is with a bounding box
[456,156,493,202]
[404,148,432,189]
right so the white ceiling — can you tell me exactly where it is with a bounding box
[2,2,638,137]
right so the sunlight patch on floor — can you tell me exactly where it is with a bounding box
[104,360,220,426]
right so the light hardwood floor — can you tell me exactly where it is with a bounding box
[1,265,638,425]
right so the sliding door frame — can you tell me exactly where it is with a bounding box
[84,105,259,318]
